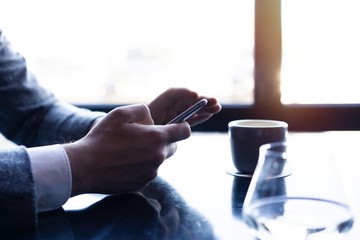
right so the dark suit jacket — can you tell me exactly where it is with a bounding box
[0,29,104,229]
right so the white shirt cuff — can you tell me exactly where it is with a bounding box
[28,144,72,212]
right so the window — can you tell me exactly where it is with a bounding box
[0,0,254,104]
[281,0,360,104]
[1,0,359,131]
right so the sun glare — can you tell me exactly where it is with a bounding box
[281,0,360,104]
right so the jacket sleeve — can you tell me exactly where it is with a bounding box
[0,29,105,146]
[0,29,105,228]
[0,146,36,229]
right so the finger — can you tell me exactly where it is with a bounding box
[186,114,213,126]
[113,104,154,125]
[199,103,222,115]
[161,121,191,143]
[198,97,222,113]
[185,101,221,126]
[165,143,177,159]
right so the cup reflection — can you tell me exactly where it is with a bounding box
[231,176,251,219]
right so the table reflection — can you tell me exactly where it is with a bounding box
[231,177,251,219]
[4,177,216,240]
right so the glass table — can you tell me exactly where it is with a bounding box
[6,132,360,239]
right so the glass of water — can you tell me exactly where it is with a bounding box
[242,141,354,240]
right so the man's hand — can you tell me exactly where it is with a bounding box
[148,88,222,126]
[64,104,191,196]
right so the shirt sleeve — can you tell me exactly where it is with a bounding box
[27,145,72,212]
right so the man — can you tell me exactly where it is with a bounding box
[0,29,221,228]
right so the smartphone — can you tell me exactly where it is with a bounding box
[166,99,208,125]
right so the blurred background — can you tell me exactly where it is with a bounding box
[1,0,359,130]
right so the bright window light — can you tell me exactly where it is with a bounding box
[281,0,360,104]
[0,0,254,104]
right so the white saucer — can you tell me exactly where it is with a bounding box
[226,169,293,179]
[226,169,253,178]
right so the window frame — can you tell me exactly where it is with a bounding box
[78,0,360,132]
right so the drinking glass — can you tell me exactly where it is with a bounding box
[242,141,354,240]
